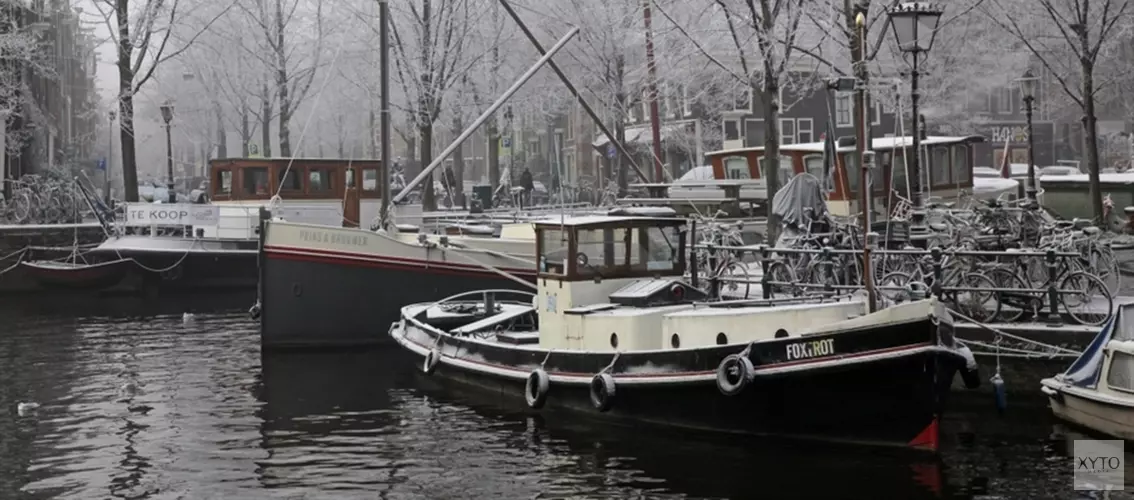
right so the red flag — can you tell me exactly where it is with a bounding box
[999,137,1012,179]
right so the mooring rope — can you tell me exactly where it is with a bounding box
[949,309,1083,356]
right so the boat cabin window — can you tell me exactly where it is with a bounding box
[309,168,334,193]
[724,156,749,179]
[537,221,685,280]
[844,152,860,193]
[891,151,908,197]
[243,167,269,195]
[1107,350,1134,392]
[278,167,302,193]
[538,228,569,276]
[215,169,232,194]
[758,156,793,189]
[953,145,971,184]
[363,169,379,192]
[931,147,950,186]
[803,154,824,180]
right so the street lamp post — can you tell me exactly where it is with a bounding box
[107,109,116,204]
[160,102,175,203]
[887,1,943,230]
[1016,69,1039,199]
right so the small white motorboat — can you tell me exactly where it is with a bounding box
[1041,312,1134,439]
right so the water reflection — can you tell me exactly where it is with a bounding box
[3,303,1134,499]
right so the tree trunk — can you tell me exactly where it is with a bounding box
[240,106,250,157]
[337,116,346,158]
[115,0,139,202]
[762,74,781,244]
[1082,62,1104,223]
[452,115,465,206]
[488,118,500,194]
[369,107,377,158]
[260,84,272,157]
[215,103,227,158]
[274,0,292,157]
[419,124,434,210]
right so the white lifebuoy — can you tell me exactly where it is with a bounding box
[589,372,616,412]
[716,354,755,396]
[422,348,442,375]
[525,368,550,409]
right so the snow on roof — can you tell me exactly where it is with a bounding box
[706,135,984,156]
[1040,173,1134,184]
[533,215,681,228]
[676,165,714,182]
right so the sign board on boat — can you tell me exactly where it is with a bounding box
[123,204,220,226]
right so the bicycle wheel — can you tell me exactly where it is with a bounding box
[1059,271,1113,326]
[984,267,1031,323]
[877,271,919,303]
[763,260,799,298]
[1090,246,1121,295]
[717,260,753,299]
[948,272,1001,323]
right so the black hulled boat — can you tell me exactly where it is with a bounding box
[389,215,977,451]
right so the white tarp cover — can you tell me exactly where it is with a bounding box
[771,173,827,228]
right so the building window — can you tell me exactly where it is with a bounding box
[835,93,852,127]
[872,100,883,125]
[998,87,1013,114]
[779,118,795,145]
[969,92,990,113]
[723,119,740,141]
[797,118,814,143]
[734,86,751,112]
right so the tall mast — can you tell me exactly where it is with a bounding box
[379,0,392,226]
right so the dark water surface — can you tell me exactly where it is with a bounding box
[1,296,1132,499]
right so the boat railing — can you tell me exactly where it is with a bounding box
[690,243,1112,327]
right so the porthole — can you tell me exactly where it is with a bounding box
[610,333,619,348]
[716,332,728,345]
[670,333,681,349]
[775,328,789,338]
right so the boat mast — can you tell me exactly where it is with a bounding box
[853,9,876,312]
[642,0,664,182]
[391,28,582,204]
[496,0,651,186]
[379,0,392,227]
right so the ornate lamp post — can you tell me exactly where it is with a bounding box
[887,1,943,229]
[159,101,175,203]
[1016,69,1039,199]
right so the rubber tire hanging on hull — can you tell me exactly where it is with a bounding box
[716,354,755,396]
[423,348,442,375]
[525,369,550,409]
[589,373,616,412]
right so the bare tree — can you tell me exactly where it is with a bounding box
[387,0,483,210]
[92,0,230,201]
[986,0,1132,222]
[239,0,326,157]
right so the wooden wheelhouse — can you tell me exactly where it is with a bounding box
[704,135,985,217]
[207,158,383,228]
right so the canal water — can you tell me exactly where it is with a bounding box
[0,296,1131,499]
